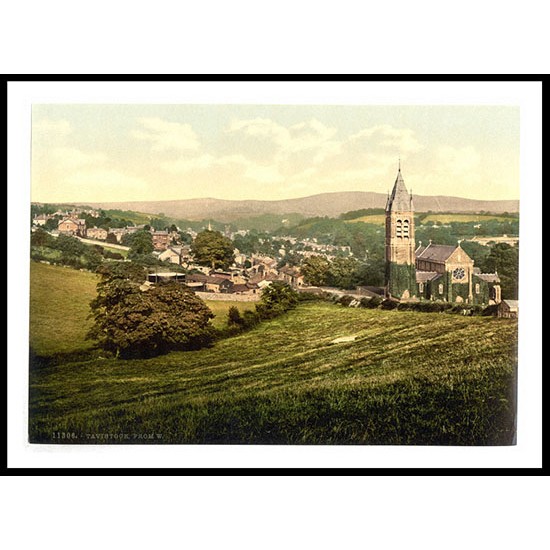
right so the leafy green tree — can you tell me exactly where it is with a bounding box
[481,243,519,299]
[95,261,147,282]
[44,217,59,231]
[191,230,234,269]
[30,228,53,247]
[83,247,103,270]
[327,257,358,289]
[178,231,193,245]
[54,234,88,257]
[126,230,154,258]
[256,281,298,319]
[88,280,214,358]
[301,256,330,286]
[227,306,244,326]
[353,258,385,287]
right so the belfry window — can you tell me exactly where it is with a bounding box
[403,219,410,238]
[396,219,402,237]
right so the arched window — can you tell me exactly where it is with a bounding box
[439,283,444,294]
[403,219,410,238]
[419,282,424,293]
[396,219,402,237]
[475,283,480,294]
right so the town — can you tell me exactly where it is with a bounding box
[30,169,519,319]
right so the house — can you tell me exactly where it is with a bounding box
[232,283,258,295]
[278,265,305,288]
[107,228,129,243]
[210,270,247,284]
[147,272,187,284]
[87,227,108,240]
[151,231,170,251]
[204,276,233,293]
[33,214,51,226]
[498,299,518,318]
[159,246,183,265]
[58,217,86,237]
[185,272,235,293]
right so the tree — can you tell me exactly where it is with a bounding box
[30,227,53,247]
[191,230,234,269]
[105,232,119,245]
[256,281,298,319]
[301,256,330,286]
[326,257,358,289]
[88,279,214,358]
[481,243,519,299]
[126,230,154,258]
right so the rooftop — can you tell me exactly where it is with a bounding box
[416,243,457,263]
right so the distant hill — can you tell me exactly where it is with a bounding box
[84,192,519,223]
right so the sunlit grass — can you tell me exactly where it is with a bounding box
[29,283,518,445]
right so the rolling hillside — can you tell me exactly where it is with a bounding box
[83,192,519,223]
[29,263,518,445]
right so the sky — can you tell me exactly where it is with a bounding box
[31,104,520,204]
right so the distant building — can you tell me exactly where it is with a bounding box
[278,265,305,288]
[33,214,52,226]
[385,166,501,305]
[498,299,518,318]
[151,231,170,251]
[87,227,108,240]
[58,217,86,237]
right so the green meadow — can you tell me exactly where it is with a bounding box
[346,213,515,225]
[29,262,518,445]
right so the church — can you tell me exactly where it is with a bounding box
[384,166,501,305]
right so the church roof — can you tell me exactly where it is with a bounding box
[416,243,457,263]
[386,168,413,212]
[476,273,500,283]
[416,271,441,283]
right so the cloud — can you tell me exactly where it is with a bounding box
[63,168,149,202]
[32,118,72,141]
[49,147,107,171]
[133,117,200,152]
[436,145,481,174]
[349,124,423,155]
[158,118,426,197]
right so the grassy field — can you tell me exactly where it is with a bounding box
[29,262,518,445]
[30,262,99,355]
[29,262,255,353]
[203,300,256,328]
[345,214,386,225]
[346,213,516,225]
[420,213,516,224]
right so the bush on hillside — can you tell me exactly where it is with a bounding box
[256,281,299,320]
[88,280,214,358]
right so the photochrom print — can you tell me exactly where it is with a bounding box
[29,103,519,445]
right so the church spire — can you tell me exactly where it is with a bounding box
[386,162,412,212]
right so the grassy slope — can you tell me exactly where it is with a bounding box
[346,213,515,225]
[30,262,99,355]
[29,262,256,351]
[206,301,255,328]
[29,288,518,444]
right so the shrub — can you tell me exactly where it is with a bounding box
[256,281,298,320]
[366,295,383,309]
[338,295,355,307]
[380,298,399,310]
[88,280,214,358]
[227,306,244,326]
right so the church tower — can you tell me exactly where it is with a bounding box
[385,164,416,299]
